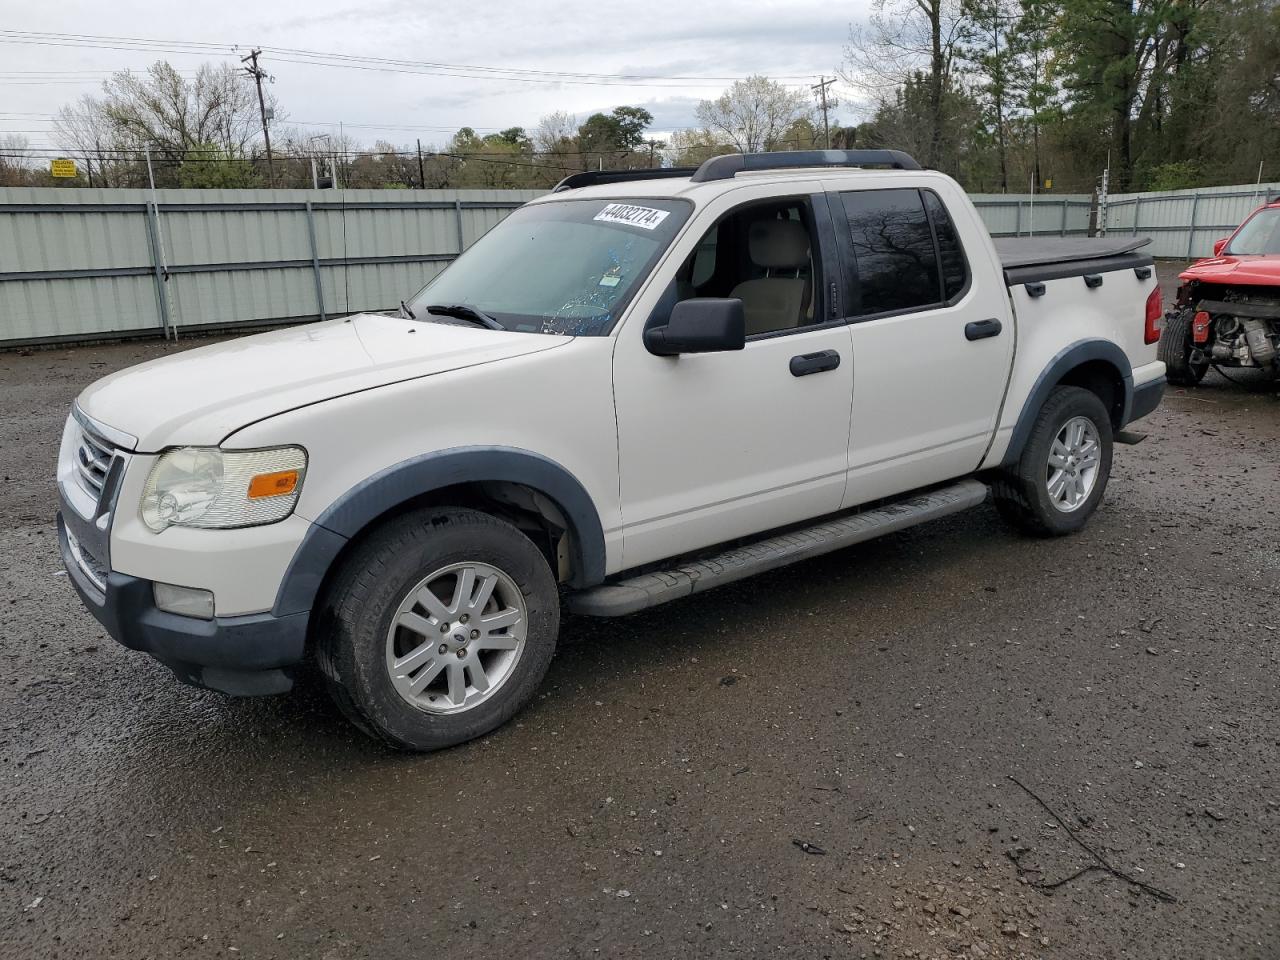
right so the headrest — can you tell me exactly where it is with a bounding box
[748,218,810,270]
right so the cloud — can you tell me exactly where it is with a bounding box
[3,0,874,150]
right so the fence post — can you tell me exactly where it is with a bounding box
[1132,196,1142,236]
[143,201,172,338]
[304,201,327,322]
[1186,192,1200,259]
[1060,198,1068,236]
[1014,200,1022,237]
[453,199,465,253]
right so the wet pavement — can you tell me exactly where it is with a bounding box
[2,263,1277,959]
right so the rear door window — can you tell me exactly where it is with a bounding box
[839,188,939,316]
[836,188,969,317]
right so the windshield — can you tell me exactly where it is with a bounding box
[406,197,691,336]
[1226,208,1280,256]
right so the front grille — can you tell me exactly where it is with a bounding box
[74,426,115,501]
[65,528,108,593]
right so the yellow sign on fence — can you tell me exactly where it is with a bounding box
[50,158,77,178]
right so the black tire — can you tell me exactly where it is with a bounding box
[314,506,559,751]
[992,385,1113,537]
[1159,307,1208,386]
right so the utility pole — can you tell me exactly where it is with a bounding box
[417,138,426,189]
[812,76,836,149]
[241,49,274,183]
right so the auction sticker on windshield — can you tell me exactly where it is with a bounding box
[593,203,671,230]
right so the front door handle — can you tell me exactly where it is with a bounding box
[965,318,1003,341]
[790,349,841,377]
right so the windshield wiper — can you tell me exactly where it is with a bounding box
[399,299,416,320]
[425,303,504,330]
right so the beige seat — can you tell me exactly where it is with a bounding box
[730,219,811,336]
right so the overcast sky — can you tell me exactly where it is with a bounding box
[1,1,873,153]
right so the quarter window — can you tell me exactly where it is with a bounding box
[924,190,968,301]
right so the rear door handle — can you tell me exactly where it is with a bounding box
[790,349,841,377]
[965,318,1003,341]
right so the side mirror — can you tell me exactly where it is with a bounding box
[644,298,746,356]
[1213,237,1228,256]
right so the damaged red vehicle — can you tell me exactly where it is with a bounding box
[1159,198,1280,384]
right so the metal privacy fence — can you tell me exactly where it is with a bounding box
[2,180,1277,345]
[1104,182,1280,259]
[0,187,541,345]
[970,193,1093,238]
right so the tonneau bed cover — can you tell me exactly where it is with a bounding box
[995,236,1151,269]
[996,236,1154,286]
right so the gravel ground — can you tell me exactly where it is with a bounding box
[1,262,1277,959]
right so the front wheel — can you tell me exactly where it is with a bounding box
[992,386,1113,537]
[1159,307,1209,386]
[314,507,560,751]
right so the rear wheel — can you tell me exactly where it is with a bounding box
[314,507,559,751]
[1159,307,1208,385]
[992,386,1113,537]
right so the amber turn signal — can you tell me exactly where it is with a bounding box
[247,469,300,500]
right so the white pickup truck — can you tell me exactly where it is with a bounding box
[57,150,1166,750]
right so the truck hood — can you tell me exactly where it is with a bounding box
[1179,255,1280,287]
[77,314,571,450]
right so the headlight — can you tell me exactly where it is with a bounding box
[140,446,307,532]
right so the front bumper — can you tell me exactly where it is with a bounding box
[57,512,308,695]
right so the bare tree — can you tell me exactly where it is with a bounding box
[693,76,815,153]
[53,61,277,167]
[0,134,42,186]
[841,0,971,168]
[533,111,579,153]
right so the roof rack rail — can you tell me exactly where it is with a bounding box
[552,167,698,193]
[690,149,921,182]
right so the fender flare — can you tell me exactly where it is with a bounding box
[272,446,608,617]
[1001,339,1133,468]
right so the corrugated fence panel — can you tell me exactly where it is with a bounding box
[0,183,1272,345]
[1106,182,1280,258]
[0,274,159,341]
[167,267,319,329]
[969,194,1092,237]
[0,187,543,344]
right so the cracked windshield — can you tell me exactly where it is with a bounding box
[406,198,690,335]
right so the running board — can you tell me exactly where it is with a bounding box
[568,479,989,617]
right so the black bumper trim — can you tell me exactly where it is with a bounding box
[58,514,307,696]
[1126,376,1165,426]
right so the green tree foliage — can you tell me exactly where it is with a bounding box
[665,127,733,166]
[174,143,261,188]
[841,0,1280,192]
[577,106,656,167]
[857,73,983,180]
[960,0,1019,191]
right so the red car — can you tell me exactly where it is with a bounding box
[1159,198,1280,384]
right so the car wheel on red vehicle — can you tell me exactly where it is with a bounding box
[1159,307,1209,386]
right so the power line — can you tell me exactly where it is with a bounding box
[0,29,818,89]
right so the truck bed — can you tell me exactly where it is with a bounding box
[996,236,1153,286]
